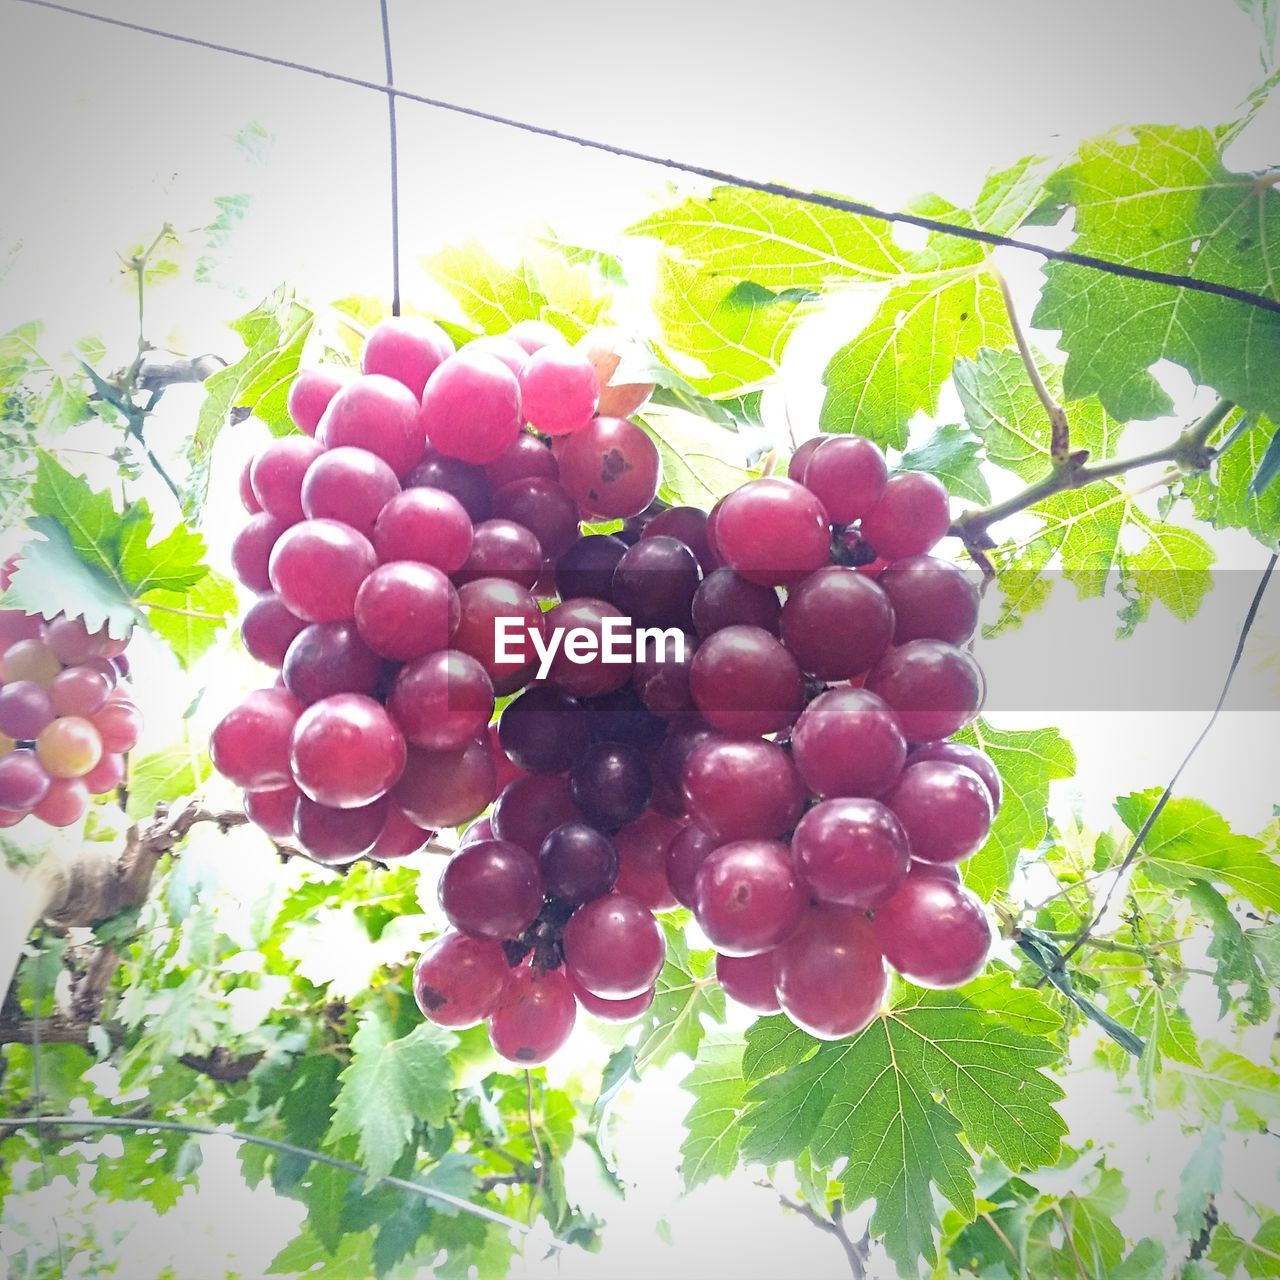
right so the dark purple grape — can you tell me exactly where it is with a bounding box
[539,822,618,904]
[611,536,700,630]
[282,622,386,705]
[569,741,651,832]
[498,686,590,774]
[692,568,782,638]
[555,534,628,602]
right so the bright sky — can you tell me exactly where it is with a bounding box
[2,1,1279,1276]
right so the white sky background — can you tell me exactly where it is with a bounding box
[2,1,1280,1276]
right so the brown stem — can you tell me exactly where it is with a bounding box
[760,1181,871,1280]
[996,270,1071,464]
[951,399,1234,552]
[981,1211,1021,1267]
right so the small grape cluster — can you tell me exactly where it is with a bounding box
[0,564,141,829]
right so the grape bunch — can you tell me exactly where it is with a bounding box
[212,310,998,1063]
[0,564,140,830]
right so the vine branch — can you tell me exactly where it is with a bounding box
[759,1180,871,1279]
[995,270,1072,464]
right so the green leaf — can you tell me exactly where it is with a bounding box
[641,410,758,509]
[300,1160,351,1254]
[426,242,610,343]
[117,515,209,596]
[678,1039,748,1189]
[268,1224,374,1277]
[125,746,212,821]
[898,422,992,504]
[270,1055,344,1193]
[955,720,1076,898]
[1033,123,1280,424]
[373,1196,431,1276]
[329,1009,457,1181]
[141,569,236,669]
[740,972,1067,1271]
[1175,1126,1223,1238]
[1116,791,1280,912]
[193,288,314,458]
[1209,1219,1280,1278]
[1158,1044,1280,1128]
[633,921,724,1073]
[1185,880,1272,1023]
[1185,413,1280,549]
[30,449,127,574]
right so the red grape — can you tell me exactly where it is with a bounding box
[81,752,125,795]
[439,838,542,940]
[775,907,888,1039]
[641,507,715,573]
[665,823,717,908]
[541,598,631,697]
[634,629,697,718]
[682,737,802,842]
[555,534,628,602]
[290,693,406,808]
[318,373,425,478]
[714,478,830,586]
[44,617,109,665]
[692,568,781,638]
[689,625,803,737]
[369,804,435,860]
[294,794,387,864]
[506,320,562,354]
[268,519,377,623]
[282,621,385,704]
[883,760,992,864]
[790,688,907,799]
[35,777,90,826]
[468,335,529,376]
[405,448,492,522]
[288,367,352,435]
[787,436,825,482]
[865,639,984,742]
[491,478,580,560]
[210,688,303,789]
[414,932,508,1028]
[878,556,979,645]
[614,809,681,909]
[792,798,909,908]
[301,446,401,539]
[564,893,664,999]
[454,520,542,589]
[518,345,599,435]
[244,783,299,838]
[452,578,543,688]
[241,593,307,669]
[908,740,1001,812]
[486,725,525,792]
[498,686,589,774]
[250,436,326,522]
[361,316,454,396]
[612,536,700,630]
[488,965,577,1064]
[716,950,780,1014]
[36,716,103,779]
[461,816,494,847]
[558,417,661,519]
[0,749,50,809]
[231,513,289,593]
[394,738,497,829]
[421,350,522,465]
[693,840,805,956]
[354,561,458,661]
[388,649,494,751]
[89,700,143,754]
[539,822,618,904]
[873,876,992,988]
[491,774,582,856]
[0,609,44,653]
[906,858,961,883]
[572,980,655,1022]
[372,488,474,573]
[239,456,261,512]
[860,472,951,561]
[569,741,651,832]
[801,436,888,523]
[0,680,54,739]
[485,432,559,490]
[780,567,894,679]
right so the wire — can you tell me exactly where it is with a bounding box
[1054,552,1278,970]
[0,1113,569,1248]
[377,0,401,317]
[11,0,1280,318]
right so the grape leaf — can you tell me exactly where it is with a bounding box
[90,1126,200,1213]
[125,746,212,821]
[1175,1126,1224,1238]
[1185,880,1273,1023]
[1116,790,1280,913]
[641,409,758,508]
[1032,123,1280,424]
[268,1225,373,1277]
[1185,413,1280,549]
[1209,1219,1280,1278]
[899,422,992,504]
[193,287,314,458]
[328,1009,457,1180]
[633,921,724,1073]
[427,242,611,343]
[678,1039,748,1190]
[740,972,1066,1270]
[1157,1044,1280,1128]
[1024,1164,1128,1278]
[141,569,237,669]
[955,720,1076,898]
